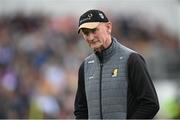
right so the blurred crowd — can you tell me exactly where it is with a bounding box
[0,12,179,119]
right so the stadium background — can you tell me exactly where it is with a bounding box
[0,0,179,119]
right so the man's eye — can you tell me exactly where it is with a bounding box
[83,31,89,35]
[91,28,97,33]
[82,29,89,35]
[82,28,96,35]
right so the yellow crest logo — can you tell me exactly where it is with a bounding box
[112,68,118,77]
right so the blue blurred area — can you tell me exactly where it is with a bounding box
[0,0,179,119]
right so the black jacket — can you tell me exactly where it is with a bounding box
[74,53,159,119]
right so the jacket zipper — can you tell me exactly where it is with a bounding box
[100,60,103,119]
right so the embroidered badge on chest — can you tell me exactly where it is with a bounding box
[112,68,119,77]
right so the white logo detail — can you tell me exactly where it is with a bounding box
[88,60,94,64]
[89,76,94,80]
[120,56,123,60]
[79,13,93,23]
[88,13,93,19]
[99,13,104,19]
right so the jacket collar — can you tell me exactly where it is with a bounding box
[95,37,117,63]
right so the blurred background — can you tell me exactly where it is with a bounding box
[0,0,179,119]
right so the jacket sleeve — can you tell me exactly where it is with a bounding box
[127,53,159,118]
[74,61,88,119]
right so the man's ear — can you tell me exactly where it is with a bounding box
[106,22,112,34]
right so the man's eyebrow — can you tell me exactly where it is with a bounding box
[82,28,97,34]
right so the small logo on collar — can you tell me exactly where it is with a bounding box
[112,68,118,77]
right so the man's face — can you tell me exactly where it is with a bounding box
[81,22,112,50]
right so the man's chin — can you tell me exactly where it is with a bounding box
[92,45,104,52]
[91,45,100,49]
